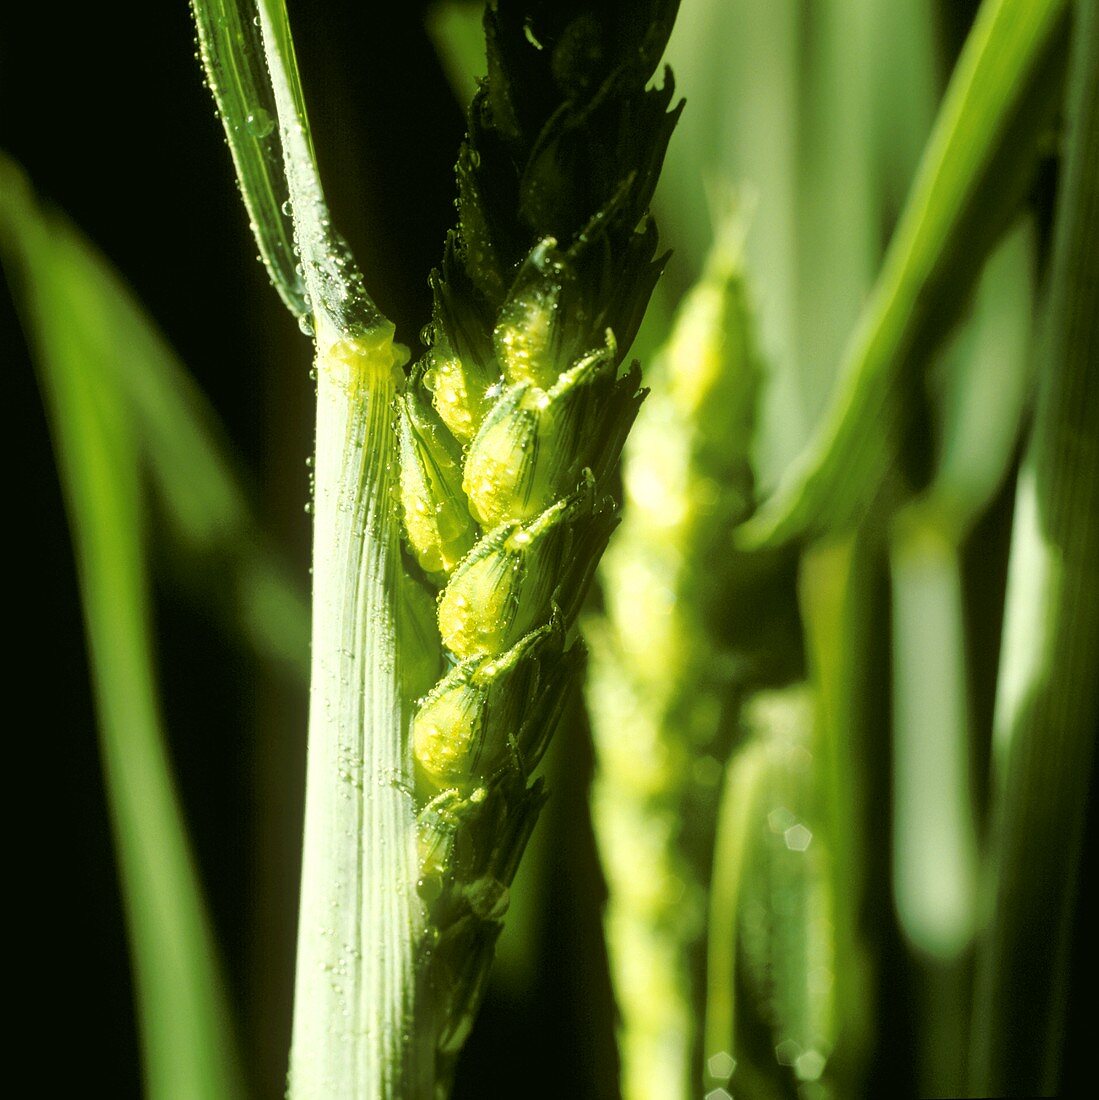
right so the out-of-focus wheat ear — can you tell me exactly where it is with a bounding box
[587,216,785,1100]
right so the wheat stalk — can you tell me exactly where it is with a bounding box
[193,0,683,1089]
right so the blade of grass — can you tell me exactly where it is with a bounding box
[250,0,386,331]
[739,0,1069,549]
[1,160,244,1100]
[192,0,387,332]
[794,0,878,424]
[193,2,425,1094]
[704,737,769,1091]
[6,172,307,674]
[891,218,1036,967]
[797,535,878,1094]
[190,0,306,318]
[707,688,837,1097]
[972,2,1099,1090]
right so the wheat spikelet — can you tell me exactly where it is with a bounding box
[392,1,682,1077]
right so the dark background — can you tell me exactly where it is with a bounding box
[3,2,1094,1097]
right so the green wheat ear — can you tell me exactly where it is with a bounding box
[396,0,682,1078]
[585,215,773,1100]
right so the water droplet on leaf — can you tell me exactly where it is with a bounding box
[244,108,274,137]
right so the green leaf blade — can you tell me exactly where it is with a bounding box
[191,0,307,318]
[738,0,1069,549]
[193,0,388,334]
[2,159,245,1100]
[972,2,1099,1089]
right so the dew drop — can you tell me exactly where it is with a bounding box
[244,108,274,138]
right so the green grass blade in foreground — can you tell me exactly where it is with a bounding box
[193,0,386,334]
[195,2,423,1095]
[190,0,305,317]
[739,0,1069,548]
[1,162,243,1100]
[972,3,1099,1091]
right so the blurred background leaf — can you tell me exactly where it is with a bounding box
[740,0,1069,548]
[972,2,1099,1091]
[1,158,250,1100]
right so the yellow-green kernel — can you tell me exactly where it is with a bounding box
[421,350,485,443]
[397,387,476,576]
[461,382,545,526]
[494,238,577,391]
[437,498,570,659]
[412,629,551,791]
[413,660,492,790]
[463,340,618,527]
